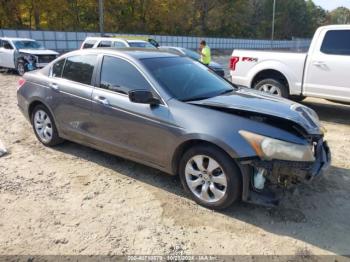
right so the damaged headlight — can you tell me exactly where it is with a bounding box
[21,53,37,63]
[239,130,315,162]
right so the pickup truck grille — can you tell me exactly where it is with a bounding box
[37,55,56,64]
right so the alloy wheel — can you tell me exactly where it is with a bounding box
[184,155,228,203]
[258,84,282,96]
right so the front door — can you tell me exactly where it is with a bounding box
[0,40,15,68]
[90,55,175,167]
[303,29,350,103]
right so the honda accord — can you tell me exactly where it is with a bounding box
[17,48,331,209]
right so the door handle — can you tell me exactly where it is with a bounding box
[94,96,109,106]
[49,83,59,91]
[313,61,325,66]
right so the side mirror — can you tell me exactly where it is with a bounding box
[148,38,159,48]
[128,90,161,105]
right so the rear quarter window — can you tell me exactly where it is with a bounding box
[51,59,66,78]
[321,30,350,55]
[62,55,97,85]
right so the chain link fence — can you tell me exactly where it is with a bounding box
[0,29,311,52]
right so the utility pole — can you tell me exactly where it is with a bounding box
[271,0,276,48]
[99,0,104,36]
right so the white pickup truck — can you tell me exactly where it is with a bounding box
[230,25,350,103]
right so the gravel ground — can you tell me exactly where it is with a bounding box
[0,58,350,256]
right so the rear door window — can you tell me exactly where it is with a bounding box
[99,56,151,94]
[321,30,350,55]
[97,41,112,48]
[113,41,127,48]
[52,59,66,77]
[82,40,96,49]
[62,55,97,85]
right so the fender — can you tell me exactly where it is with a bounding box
[246,60,303,95]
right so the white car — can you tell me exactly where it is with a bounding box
[229,25,350,103]
[81,37,157,49]
[0,37,58,76]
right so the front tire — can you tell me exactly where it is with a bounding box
[254,78,289,98]
[31,105,63,146]
[179,145,242,210]
[16,61,26,76]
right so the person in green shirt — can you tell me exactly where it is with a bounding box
[199,40,211,65]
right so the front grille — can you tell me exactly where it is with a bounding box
[37,55,56,63]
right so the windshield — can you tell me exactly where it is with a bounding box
[13,40,44,50]
[141,57,233,101]
[181,48,200,60]
[128,41,156,49]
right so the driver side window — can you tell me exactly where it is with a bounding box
[3,40,13,50]
[99,56,151,95]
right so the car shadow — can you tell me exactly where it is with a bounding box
[302,99,350,125]
[54,141,350,255]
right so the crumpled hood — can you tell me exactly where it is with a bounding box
[19,49,59,55]
[189,87,322,135]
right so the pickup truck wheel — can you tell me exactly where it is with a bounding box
[254,79,289,98]
[16,61,26,76]
[179,145,242,210]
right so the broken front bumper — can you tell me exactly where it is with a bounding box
[241,139,331,206]
[254,139,330,182]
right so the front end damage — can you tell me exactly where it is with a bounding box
[239,136,331,207]
[188,89,332,206]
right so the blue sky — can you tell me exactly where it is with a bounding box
[312,0,350,10]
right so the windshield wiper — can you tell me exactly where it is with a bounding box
[182,96,212,102]
[219,89,234,95]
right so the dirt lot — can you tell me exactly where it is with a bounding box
[1,58,350,256]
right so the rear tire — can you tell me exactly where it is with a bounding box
[254,78,289,98]
[31,105,64,147]
[179,145,242,210]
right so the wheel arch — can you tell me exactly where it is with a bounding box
[28,99,60,132]
[251,69,289,91]
[171,139,240,176]
[173,139,250,204]
[246,60,303,95]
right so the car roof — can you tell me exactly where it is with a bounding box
[127,40,150,43]
[64,48,179,60]
[84,37,127,42]
[0,37,35,41]
[160,46,183,49]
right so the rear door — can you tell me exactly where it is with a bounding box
[0,40,15,68]
[48,54,98,142]
[303,29,350,102]
[90,55,173,167]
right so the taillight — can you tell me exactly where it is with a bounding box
[229,56,240,71]
[17,78,26,90]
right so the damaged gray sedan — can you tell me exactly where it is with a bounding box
[17,49,331,209]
